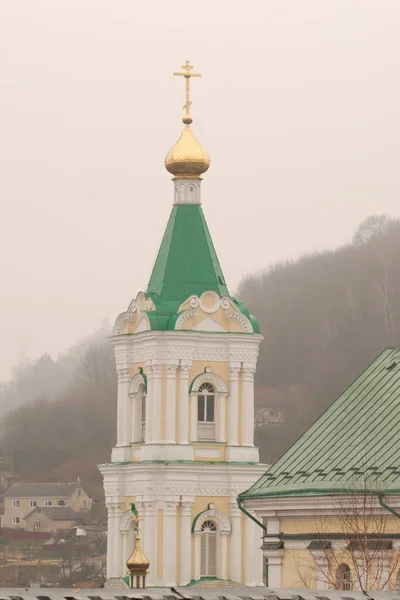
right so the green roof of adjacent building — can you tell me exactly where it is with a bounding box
[147,205,229,305]
[240,348,400,500]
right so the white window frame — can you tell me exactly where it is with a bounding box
[13,500,20,508]
[200,520,217,577]
[45,500,53,507]
[34,521,41,530]
[29,500,37,507]
[197,383,216,441]
[13,517,20,525]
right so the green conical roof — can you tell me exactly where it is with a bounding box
[147,204,229,306]
[240,348,400,500]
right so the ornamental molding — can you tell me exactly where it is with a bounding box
[114,292,155,335]
[105,501,125,511]
[193,508,231,533]
[113,310,151,336]
[175,310,196,330]
[190,372,228,394]
[117,365,131,378]
[114,312,136,336]
[103,481,252,498]
[120,509,135,533]
[114,346,258,365]
[225,310,253,333]
[178,293,236,315]
[127,292,155,313]
[129,373,146,395]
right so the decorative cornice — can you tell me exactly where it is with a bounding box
[104,481,253,498]
[105,501,124,511]
[115,346,259,365]
[117,366,131,379]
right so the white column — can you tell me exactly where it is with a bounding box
[179,500,193,585]
[164,501,178,585]
[313,553,330,590]
[254,521,264,586]
[266,552,283,587]
[145,364,153,443]
[106,503,115,578]
[241,365,256,446]
[190,393,197,442]
[220,532,228,580]
[143,501,157,586]
[166,362,178,443]
[116,370,125,446]
[151,363,163,443]
[230,502,242,583]
[218,393,227,442]
[228,364,240,445]
[113,505,124,578]
[122,371,132,446]
[122,531,129,576]
[194,532,201,581]
[178,361,191,444]
[244,514,256,586]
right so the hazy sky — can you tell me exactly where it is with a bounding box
[1,0,400,380]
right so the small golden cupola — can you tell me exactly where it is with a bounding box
[126,514,150,589]
[165,61,210,179]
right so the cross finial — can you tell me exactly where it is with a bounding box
[133,515,143,535]
[173,61,202,125]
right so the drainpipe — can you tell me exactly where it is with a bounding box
[237,497,267,533]
[377,494,400,519]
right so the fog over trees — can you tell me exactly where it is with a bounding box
[0,214,399,479]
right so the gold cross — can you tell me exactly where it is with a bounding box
[173,61,201,121]
[133,515,143,535]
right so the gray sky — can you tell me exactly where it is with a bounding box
[1,0,400,380]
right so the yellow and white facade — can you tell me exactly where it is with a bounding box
[100,62,266,586]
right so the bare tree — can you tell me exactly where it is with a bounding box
[295,482,400,591]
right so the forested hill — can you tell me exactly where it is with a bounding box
[240,215,400,462]
[0,214,399,480]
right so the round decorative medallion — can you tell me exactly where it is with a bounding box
[200,291,220,314]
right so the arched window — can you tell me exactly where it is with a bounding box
[200,520,217,577]
[197,383,215,441]
[336,563,351,590]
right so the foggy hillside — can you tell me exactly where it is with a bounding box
[241,215,400,462]
[1,214,399,480]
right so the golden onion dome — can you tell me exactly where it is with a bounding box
[165,61,210,178]
[126,536,150,574]
[165,122,210,179]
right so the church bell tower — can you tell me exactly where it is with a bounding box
[100,62,265,587]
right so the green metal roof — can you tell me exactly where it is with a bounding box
[140,204,259,332]
[147,204,229,305]
[240,348,400,500]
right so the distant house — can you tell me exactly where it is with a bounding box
[1,482,93,529]
[23,506,83,533]
[254,387,285,428]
